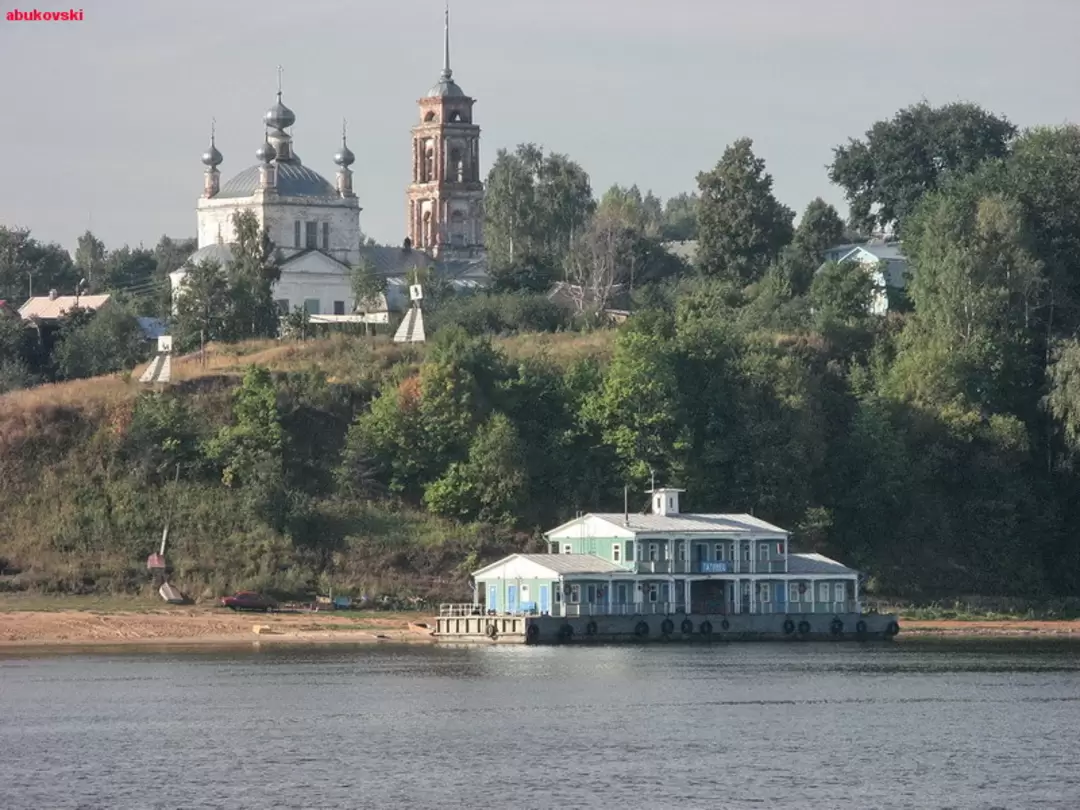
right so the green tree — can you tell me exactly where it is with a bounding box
[696,138,795,284]
[0,227,78,303]
[226,210,282,340]
[829,101,1016,234]
[424,413,529,523]
[582,327,681,481]
[74,230,106,292]
[808,260,878,333]
[173,258,229,351]
[52,302,147,381]
[483,144,595,284]
[204,366,285,525]
[350,257,386,310]
[661,192,699,242]
[779,198,846,295]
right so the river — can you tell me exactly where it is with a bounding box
[1,640,1078,809]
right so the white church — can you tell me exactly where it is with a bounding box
[170,9,488,318]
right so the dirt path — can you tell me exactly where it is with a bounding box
[0,609,436,648]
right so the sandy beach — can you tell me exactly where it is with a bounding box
[0,608,436,648]
[2,607,1080,649]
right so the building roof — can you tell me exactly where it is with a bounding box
[359,245,436,277]
[216,161,336,199]
[184,243,236,269]
[18,294,110,321]
[472,553,628,579]
[787,552,856,575]
[661,240,698,263]
[588,513,789,535]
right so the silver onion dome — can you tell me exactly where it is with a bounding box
[202,142,223,167]
[255,139,277,164]
[264,93,296,130]
[333,141,355,168]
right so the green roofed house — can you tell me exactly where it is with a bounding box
[435,488,900,644]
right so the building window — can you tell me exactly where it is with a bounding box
[563,544,572,555]
[759,582,770,602]
[554,586,561,603]
[294,221,301,248]
[275,299,289,315]
[586,585,596,603]
[333,301,345,316]
[322,222,329,251]
[788,583,799,603]
[569,584,580,604]
[303,298,320,315]
[647,584,658,603]
[616,583,627,604]
[743,543,752,562]
[305,221,317,249]
[835,583,846,603]
[776,541,785,557]
[625,541,634,561]
[612,544,621,563]
[759,543,770,560]
[819,582,831,602]
[648,543,658,562]
[676,541,686,562]
[521,585,530,604]
[715,544,725,561]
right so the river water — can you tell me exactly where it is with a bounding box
[1,640,1078,809]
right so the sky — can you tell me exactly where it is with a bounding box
[2,0,1080,254]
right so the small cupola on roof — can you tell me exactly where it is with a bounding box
[264,67,298,162]
[651,488,685,517]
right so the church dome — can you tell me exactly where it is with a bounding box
[264,95,296,130]
[201,142,223,167]
[255,140,277,163]
[217,162,336,199]
[427,77,466,98]
[333,143,355,168]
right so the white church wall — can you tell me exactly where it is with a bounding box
[262,200,361,268]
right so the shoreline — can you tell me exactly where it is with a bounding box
[2,609,1080,652]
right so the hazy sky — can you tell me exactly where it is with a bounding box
[2,0,1079,254]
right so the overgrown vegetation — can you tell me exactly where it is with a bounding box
[6,101,1080,607]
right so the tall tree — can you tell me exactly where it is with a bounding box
[483,144,594,285]
[226,210,282,340]
[74,231,106,292]
[696,138,795,285]
[173,258,229,351]
[779,198,846,295]
[0,227,78,302]
[829,101,1016,234]
[661,192,699,242]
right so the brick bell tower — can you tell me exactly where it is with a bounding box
[407,4,484,258]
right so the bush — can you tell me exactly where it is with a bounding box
[430,292,572,337]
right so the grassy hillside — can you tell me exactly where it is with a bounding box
[0,331,612,602]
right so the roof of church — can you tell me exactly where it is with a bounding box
[358,245,436,276]
[427,77,467,98]
[217,161,336,199]
[184,243,236,268]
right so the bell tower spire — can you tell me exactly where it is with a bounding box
[407,3,484,259]
[442,2,451,79]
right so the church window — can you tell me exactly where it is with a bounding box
[303,298,320,315]
[294,221,301,248]
[422,211,433,248]
[322,222,329,251]
[424,111,436,123]
[449,148,463,182]
[305,222,317,249]
[333,301,345,315]
[448,111,463,123]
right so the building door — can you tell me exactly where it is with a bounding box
[507,585,518,614]
[487,585,497,613]
[539,585,550,615]
[740,580,751,614]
